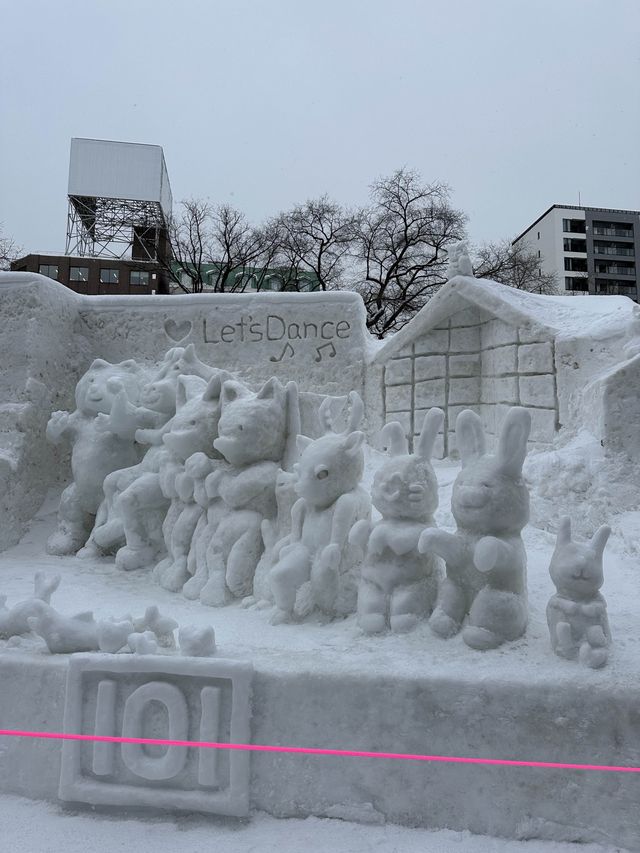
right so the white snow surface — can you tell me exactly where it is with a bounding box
[0,793,626,853]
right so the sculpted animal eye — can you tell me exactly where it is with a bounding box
[238,424,244,431]
[315,466,329,480]
[190,419,197,426]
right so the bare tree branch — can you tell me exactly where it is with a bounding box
[473,239,558,295]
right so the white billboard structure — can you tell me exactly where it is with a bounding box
[65,138,173,262]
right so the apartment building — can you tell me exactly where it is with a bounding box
[513,205,640,301]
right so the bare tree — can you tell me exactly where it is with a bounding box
[350,169,467,337]
[272,196,356,291]
[473,239,558,295]
[0,225,22,271]
[165,200,280,293]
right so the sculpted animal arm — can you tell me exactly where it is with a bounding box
[473,536,519,574]
[46,409,78,443]
[349,518,372,551]
[418,527,466,566]
[320,492,359,570]
[222,462,279,507]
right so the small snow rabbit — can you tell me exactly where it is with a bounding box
[418,407,531,650]
[350,409,444,634]
[546,517,611,669]
[269,392,371,624]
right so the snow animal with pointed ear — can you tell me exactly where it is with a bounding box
[112,372,231,574]
[350,409,444,634]
[418,407,531,649]
[45,358,145,555]
[269,392,371,624]
[82,345,218,559]
[546,517,611,669]
[197,377,301,606]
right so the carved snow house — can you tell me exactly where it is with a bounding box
[373,276,639,457]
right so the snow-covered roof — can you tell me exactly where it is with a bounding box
[375,276,639,363]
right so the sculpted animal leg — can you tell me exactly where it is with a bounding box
[115,475,168,571]
[200,529,234,607]
[159,505,203,592]
[269,546,312,619]
[182,513,209,599]
[226,521,263,599]
[464,588,527,650]
[429,577,466,638]
[357,579,388,634]
[47,484,92,555]
[389,581,428,634]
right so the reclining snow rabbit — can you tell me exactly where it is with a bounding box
[418,406,531,650]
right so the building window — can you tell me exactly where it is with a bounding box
[564,257,588,272]
[595,261,636,276]
[69,266,89,282]
[563,238,587,253]
[562,218,586,234]
[565,276,589,292]
[595,278,637,294]
[38,264,59,280]
[130,270,150,286]
[593,241,635,257]
[592,221,634,239]
[100,268,119,284]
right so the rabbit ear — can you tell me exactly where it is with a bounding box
[416,407,444,460]
[343,430,365,457]
[590,525,611,559]
[380,422,408,456]
[296,434,313,454]
[556,516,572,547]
[496,407,531,478]
[455,410,486,467]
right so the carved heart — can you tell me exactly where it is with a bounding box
[164,318,192,342]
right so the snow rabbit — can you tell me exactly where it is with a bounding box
[546,516,611,669]
[419,406,531,650]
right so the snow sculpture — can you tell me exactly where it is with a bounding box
[269,392,371,624]
[131,605,179,648]
[350,408,444,634]
[178,625,216,657]
[0,572,60,638]
[154,452,216,592]
[113,372,230,574]
[27,609,132,655]
[197,377,300,607]
[46,358,145,555]
[83,345,219,559]
[244,468,298,609]
[546,517,611,669]
[127,631,159,655]
[446,240,473,278]
[418,407,531,649]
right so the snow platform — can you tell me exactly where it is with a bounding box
[0,499,639,850]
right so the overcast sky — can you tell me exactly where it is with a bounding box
[1,0,639,254]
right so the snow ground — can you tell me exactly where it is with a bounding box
[0,793,627,853]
